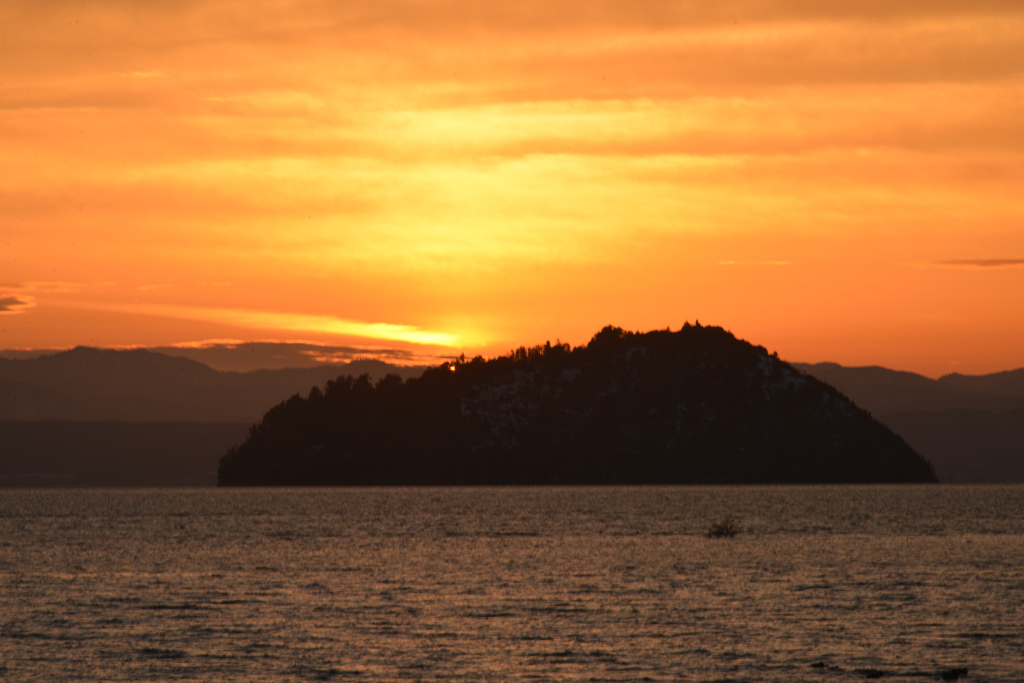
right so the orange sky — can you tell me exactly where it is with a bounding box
[2,0,1023,376]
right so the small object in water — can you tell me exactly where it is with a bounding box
[855,668,886,679]
[705,517,740,538]
[810,661,826,668]
[940,667,969,681]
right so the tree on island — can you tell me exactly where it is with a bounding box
[218,323,937,485]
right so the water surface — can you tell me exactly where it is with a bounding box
[1,486,1022,681]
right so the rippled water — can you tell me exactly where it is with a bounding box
[1,486,1022,682]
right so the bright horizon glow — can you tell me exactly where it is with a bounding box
[76,303,464,348]
[2,1,1024,377]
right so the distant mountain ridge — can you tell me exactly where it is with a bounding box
[795,363,1024,482]
[2,343,1020,485]
[0,421,247,487]
[793,362,1024,414]
[940,368,1024,398]
[0,347,427,422]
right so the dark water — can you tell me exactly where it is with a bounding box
[1,486,1022,682]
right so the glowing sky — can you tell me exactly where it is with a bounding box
[2,0,1023,376]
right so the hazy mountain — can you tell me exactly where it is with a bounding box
[0,347,428,422]
[219,324,935,486]
[2,344,1018,486]
[0,341,439,372]
[796,363,1024,482]
[0,421,248,487]
[793,362,1024,414]
[0,348,428,486]
[939,368,1024,398]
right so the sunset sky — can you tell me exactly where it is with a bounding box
[2,0,1023,376]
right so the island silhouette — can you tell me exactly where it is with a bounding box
[218,323,936,485]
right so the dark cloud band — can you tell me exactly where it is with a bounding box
[0,296,33,314]
[936,259,1024,268]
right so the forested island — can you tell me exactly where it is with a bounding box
[218,324,937,485]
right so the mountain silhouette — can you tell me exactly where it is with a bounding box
[0,347,426,421]
[794,363,1024,414]
[0,421,247,487]
[219,324,937,485]
[0,347,429,486]
[796,363,1024,482]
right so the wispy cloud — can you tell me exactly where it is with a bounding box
[122,71,168,78]
[165,338,435,362]
[14,281,89,293]
[85,303,462,347]
[151,340,445,370]
[0,295,36,315]
[718,261,792,266]
[301,347,441,365]
[929,259,1024,269]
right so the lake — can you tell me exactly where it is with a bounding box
[1,486,1022,681]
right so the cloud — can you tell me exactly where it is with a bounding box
[931,259,1024,269]
[719,261,792,266]
[301,347,439,365]
[16,281,88,293]
[83,302,463,347]
[0,295,36,314]
[150,340,443,371]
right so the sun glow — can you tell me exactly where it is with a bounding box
[2,1,1024,374]
[77,303,465,348]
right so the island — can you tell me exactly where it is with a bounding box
[218,323,938,485]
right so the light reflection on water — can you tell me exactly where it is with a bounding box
[1,486,1022,681]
